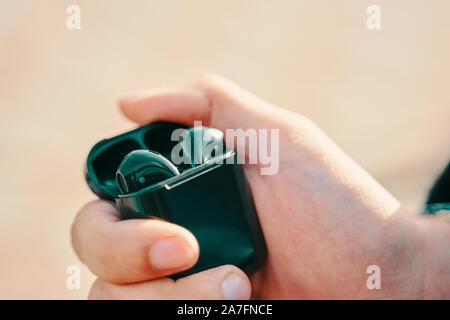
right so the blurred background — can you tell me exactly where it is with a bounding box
[0,0,449,299]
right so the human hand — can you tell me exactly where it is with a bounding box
[73,75,428,299]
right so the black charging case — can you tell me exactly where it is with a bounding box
[85,121,266,278]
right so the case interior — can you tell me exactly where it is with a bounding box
[86,122,188,199]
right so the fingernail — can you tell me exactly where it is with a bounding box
[221,273,251,300]
[149,237,196,270]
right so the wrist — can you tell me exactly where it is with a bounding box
[416,214,450,299]
[367,211,426,299]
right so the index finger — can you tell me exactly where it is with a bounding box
[119,74,276,132]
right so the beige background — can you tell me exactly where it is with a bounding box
[0,0,449,299]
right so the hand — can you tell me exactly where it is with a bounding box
[72,74,431,299]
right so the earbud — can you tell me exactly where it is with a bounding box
[116,150,180,194]
[179,126,225,167]
[116,127,225,194]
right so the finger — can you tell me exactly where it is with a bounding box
[88,265,251,300]
[119,74,276,131]
[119,86,211,126]
[71,200,199,284]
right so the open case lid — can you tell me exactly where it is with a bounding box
[85,121,188,200]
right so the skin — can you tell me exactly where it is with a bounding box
[72,75,450,299]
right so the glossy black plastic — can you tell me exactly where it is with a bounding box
[116,150,180,194]
[85,121,266,278]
